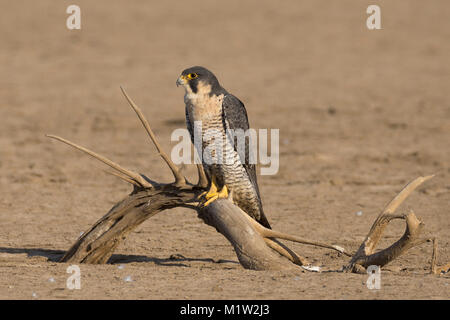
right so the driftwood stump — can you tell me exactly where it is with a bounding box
[48,88,449,274]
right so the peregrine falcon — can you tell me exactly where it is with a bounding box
[176,66,271,229]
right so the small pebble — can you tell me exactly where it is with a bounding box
[48,277,55,283]
[212,285,223,292]
[355,211,363,216]
[117,264,125,270]
[32,292,38,298]
[124,275,133,282]
[302,265,321,272]
[294,276,301,281]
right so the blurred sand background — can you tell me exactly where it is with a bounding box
[0,0,449,299]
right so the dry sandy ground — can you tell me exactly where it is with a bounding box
[0,0,449,300]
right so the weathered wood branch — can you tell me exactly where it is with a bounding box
[120,87,186,186]
[347,211,425,273]
[46,134,153,188]
[346,175,449,274]
[58,181,303,269]
[430,238,450,275]
[60,185,201,264]
[198,199,297,270]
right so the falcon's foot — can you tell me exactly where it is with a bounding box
[200,175,229,206]
[204,184,228,206]
[196,175,217,201]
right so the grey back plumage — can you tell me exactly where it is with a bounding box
[222,95,271,229]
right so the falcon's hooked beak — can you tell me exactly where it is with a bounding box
[176,75,187,87]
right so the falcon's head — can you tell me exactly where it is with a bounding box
[176,66,222,95]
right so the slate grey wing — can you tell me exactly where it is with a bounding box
[222,94,271,229]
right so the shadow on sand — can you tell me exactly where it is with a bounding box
[0,247,238,267]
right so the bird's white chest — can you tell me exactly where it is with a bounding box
[185,92,224,123]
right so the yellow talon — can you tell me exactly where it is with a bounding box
[205,175,219,200]
[197,175,217,201]
[204,194,219,206]
[217,184,228,199]
[196,191,207,200]
[202,175,229,206]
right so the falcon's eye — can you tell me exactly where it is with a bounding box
[187,73,198,80]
